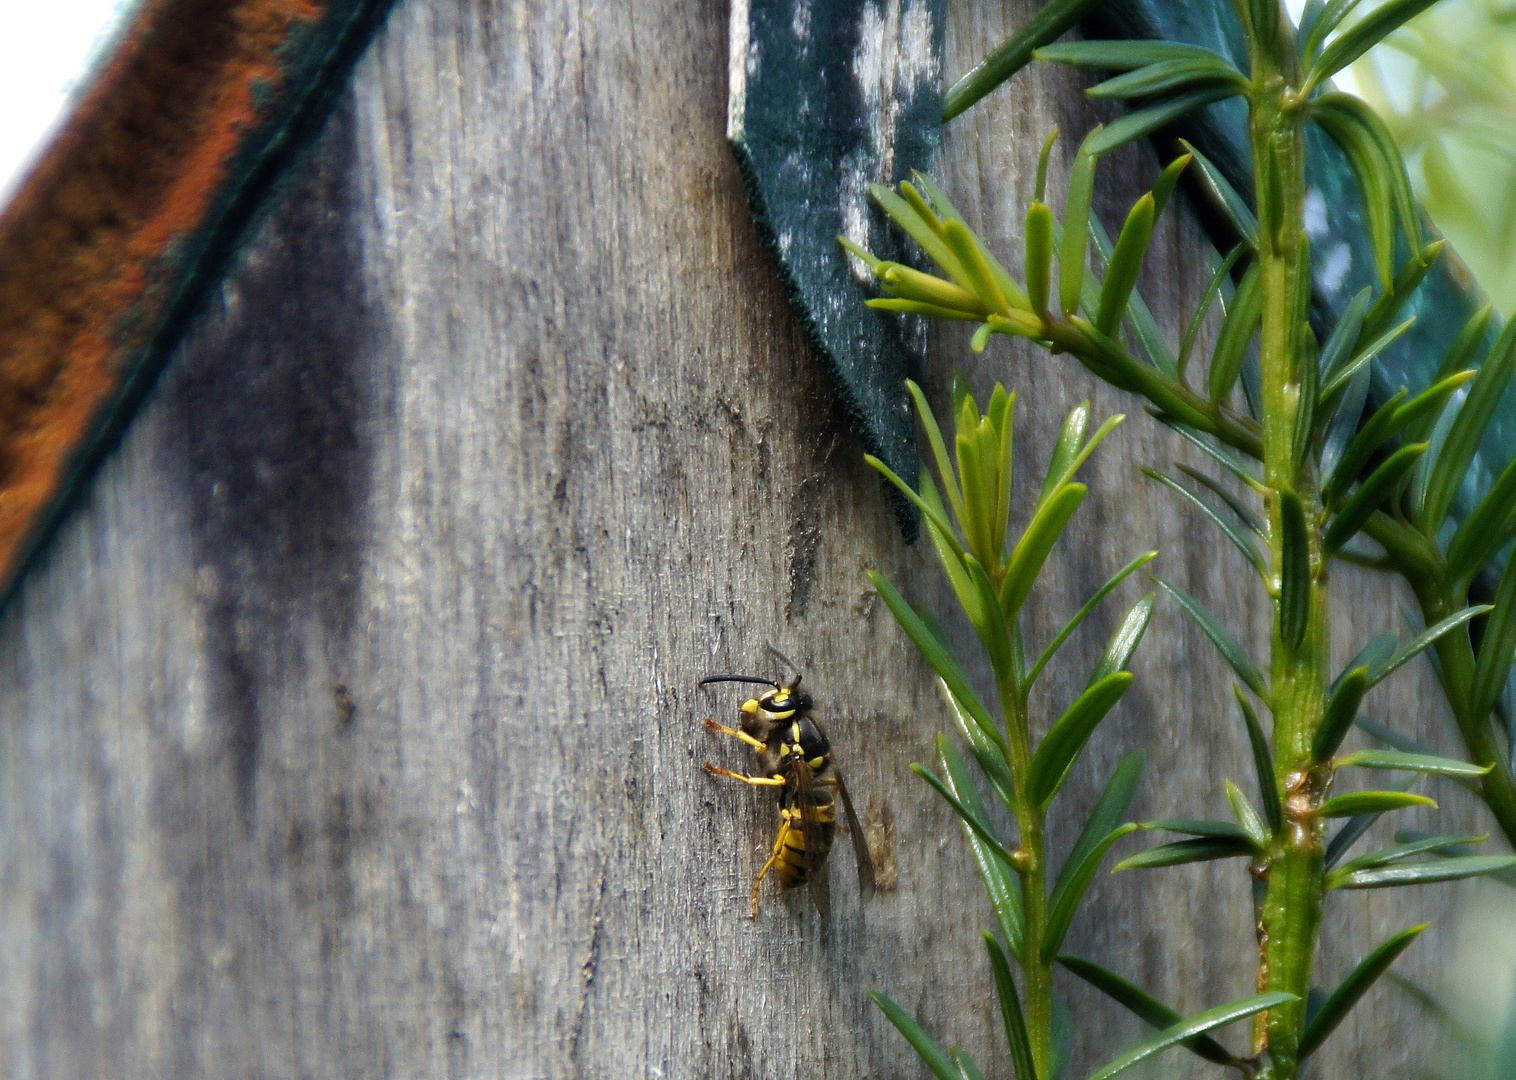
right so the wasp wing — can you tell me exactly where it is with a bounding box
[834,767,876,904]
[789,754,832,919]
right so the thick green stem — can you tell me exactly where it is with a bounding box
[1002,670,1053,1079]
[1248,23,1328,1078]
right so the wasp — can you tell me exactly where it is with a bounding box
[700,654,875,918]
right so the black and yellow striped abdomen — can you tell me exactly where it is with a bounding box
[773,799,837,891]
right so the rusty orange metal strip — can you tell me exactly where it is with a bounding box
[0,0,398,606]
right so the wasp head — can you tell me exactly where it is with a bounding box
[740,684,812,720]
[700,670,813,743]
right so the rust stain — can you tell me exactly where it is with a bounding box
[0,0,330,588]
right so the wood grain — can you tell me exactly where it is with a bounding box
[0,1,1483,1077]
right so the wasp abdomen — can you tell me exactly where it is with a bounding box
[774,801,837,891]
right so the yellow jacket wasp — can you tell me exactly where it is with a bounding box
[700,655,876,918]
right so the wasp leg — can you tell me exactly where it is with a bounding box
[702,764,786,786]
[750,816,794,917]
[704,718,766,750]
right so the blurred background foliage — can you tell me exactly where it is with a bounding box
[1349,5,1516,1067]
[1349,0,1516,315]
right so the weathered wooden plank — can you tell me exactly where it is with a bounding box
[0,1,1479,1077]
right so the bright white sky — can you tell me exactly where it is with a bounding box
[0,0,134,202]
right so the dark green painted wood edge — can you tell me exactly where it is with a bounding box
[728,0,947,540]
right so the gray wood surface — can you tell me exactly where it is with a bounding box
[0,1,1486,1077]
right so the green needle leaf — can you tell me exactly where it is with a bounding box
[943,219,1011,316]
[1149,153,1192,220]
[912,762,1020,870]
[1026,202,1055,316]
[1313,666,1368,762]
[1406,304,1494,446]
[1334,749,1492,778]
[1084,993,1294,1080]
[1446,450,1516,584]
[1235,687,1283,833]
[1324,383,1413,507]
[879,265,986,314]
[938,734,1024,956]
[1333,833,1489,878]
[1027,672,1134,808]
[952,1049,987,1080]
[963,553,1013,680]
[1056,955,1241,1068]
[1320,318,1416,403]
[1340,634,1394,691]
[938,676,1016,809]
[1039,413,1124,512]
[1088,593,1156,686]
[1307,0,1441,89]
[1140,819,1253,840]
[1311,97,1396,284]
[1040,403,1090,507]
[1471,554,1516,721]
[1324,443,1426,555]
[1177,465,1263,535]
[1358,240,1444,349]
[1061,135,1099,314]
[1084,209,1175,376]
[1143,469,1264,578]
[868,991,960,1080]
[1367,606,1492,690]
[1113,835,1257,870]
[1153,416,1262,489]
[1035,129,1058,203]
[868,184,970,286]
[942,0,1107,121]
[1097,195,1156,336]
[1043,753,1144,960]
[1324,773,1420,868]
[985,935,1039,1080]
[1153,575,1268,698]
[1208,260,1263,404]
[1226,779,1269,847]
[1334,855,1516,890]
[1315,287,1371,388]
[1299,0,1363,63]
[1298,925,1428,1058]
[1086,87,1242,156]
[1319,791,1437,818]
[866,454,966,562]
[1179,139,1257,247]
[1086,58,1246,100]
[1279,489,1311,650]
[868,297,986,322]
[1334,632,1396,693]
[919,474,983,629]
[1027,552,1158,689]
[1420,317,1516,532]
[869,571,1004,752]
[1003,484,1087,616]
[1036,40,1241,69]
[1179,244,1249,375]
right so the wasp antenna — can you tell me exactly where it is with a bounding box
[765,645,804,687]
[699,674,780,688]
